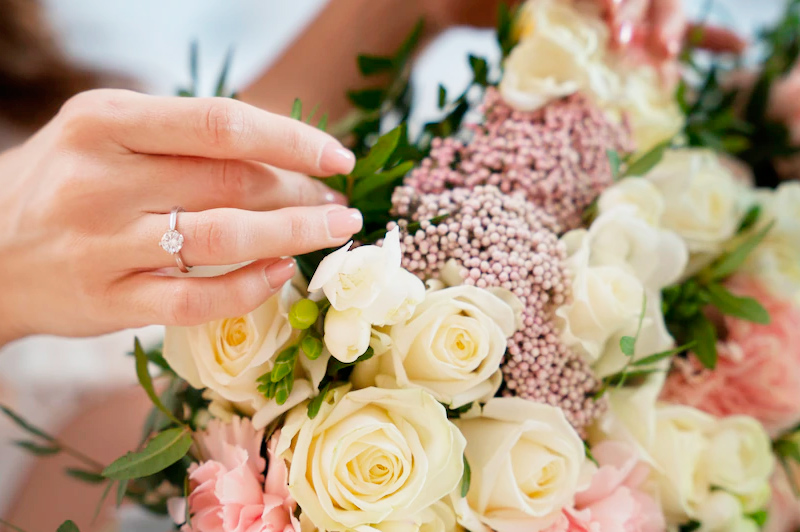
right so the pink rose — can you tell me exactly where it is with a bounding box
[765,467,800,532]
[171,417,299,532]
[662,275,800,436]
[544,442,664,532]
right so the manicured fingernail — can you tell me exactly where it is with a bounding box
[324,189,349,206]
[264,259,296,290]
[327,207,363,238]
[320,142,356,174]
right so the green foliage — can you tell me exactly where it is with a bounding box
[606,149,622,180]
[57,521,80,532]
[460,454,472,498]
[704,283,770,324]
[0,519,29,532]
[747,510,768,527]
[496,2,519,59]
[300,334,324,360]
[102,428,193,480]
[134,337,183,427]
[327,348,375,376]
[289,299,320,330]
[176,42,237,99]
[624,140,671,177]
[0,404,55,441]
[66,468,107,484]
[288,99,329,130]
[686,314,718,369]
[631,343,696,368]
[116,479,129,508]
[704,221,775,281]
[775,432,800,494]
[446,403,475,419]
[307,383,331,419]
[14,440,60,456]
[737,205,762,234]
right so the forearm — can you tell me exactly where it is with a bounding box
[239,0,438,123]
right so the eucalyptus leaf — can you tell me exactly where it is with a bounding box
[57,520,80,532]
[737,205,762,233]
[0,404,55,441]
[460,454,471,498]
[687,314,718,369]
[102,428,193,480]
[704,283,771,324]
[347,89,385,111]
[632,342,696,367]
[352,126,402,178]
[307,383,331,419]
[116,479,129,507]
[0,518,28,532]
[437,84,447,109]
[707,221,775,281]
[468,55,489,86]
[351,161,414,202]
[134,337,183,426]
[357,55,394,76]
[66,468,106,484]
[93,481,114,523]
[619,336,636,358]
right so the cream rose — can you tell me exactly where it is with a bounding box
[451,398,587,532]
[705,416,774,508]
[163,282,328,429]
[352,285,519,408]
[643,149,743,263]
[696,491,760,532]
[308,228,424,326]
[300,500,463,532]
[277,386,465,532]
[597,178,666,227]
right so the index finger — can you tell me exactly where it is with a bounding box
[100,91,356,176]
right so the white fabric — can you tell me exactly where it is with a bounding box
[0,0,788,523]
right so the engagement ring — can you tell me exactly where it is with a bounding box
[160,206,191,273]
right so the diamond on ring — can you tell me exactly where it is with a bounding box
[160,229,184,255]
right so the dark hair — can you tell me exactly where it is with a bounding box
[0,0,101,131]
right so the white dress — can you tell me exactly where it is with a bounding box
[0,0,787,522]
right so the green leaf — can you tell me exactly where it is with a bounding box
[0,404,55,441]
[584,441,598,466]
[352,126,403,178]
[304,103,321,124]
[460,454,471,497]
[747,510,768,527]
[134,337,183,427]
[737,205,762,234]
[57,521,80,532]
[347,89,385,111]
[704,283,771,324]
[0,518,29,532]
[607,149,622,179]
[289,299,320,330]
[687,314,718,369]
[327,348,375,376]
[102,428,193,480]
[707,221,775,281]
[214,47,234,97]
[14,440,60,456]
[290,98,303,121]
[300,335,323,361]
[66,468,106,484]
[177,89,193,98]
[619,336,636,357]
[497,2,517,57]
[307,383,331,419]
[115,479,129,507]
[468,55,489,86]
[93,481,114,523]
[632,342,696,367]
[357,55,394,76]
[351,160,415,202]
[317,113,329,132]
[625,140,670,177]
[394,19,425,68]
[275,375,295,405]
[271,345,299,383]
[437,84,447,109]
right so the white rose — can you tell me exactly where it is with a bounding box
[277,386,465,532]
[352,285,519,408]
[451,398,587,532]
[300,500,463,532]
[649,405,716,523]
[597,178,666,227]
[644,149,743,261]
[309,228,425,326]
[705,416,774,507]
[696,491,759,532]
[323,308,372,363]
[163,282,329,429]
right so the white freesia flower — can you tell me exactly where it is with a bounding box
[705,416,774,508]
[644,149,743,264]
[323,308,372,363]
[277,386,465,532]
[696,491,759,532]
[451,398,588,532]
[163,281,329,429]
[744,182,800,302]
[309,227,424,325]
[597,178,666,227]
[352,285,519,408]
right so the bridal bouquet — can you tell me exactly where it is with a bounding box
[6,1,800,531]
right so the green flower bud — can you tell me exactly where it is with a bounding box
[289,299,320,330]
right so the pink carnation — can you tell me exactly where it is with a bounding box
[662,275,800,436]
[170,418,298,532]
[545,442,664,532]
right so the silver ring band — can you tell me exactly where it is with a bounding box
[159,206,192,273]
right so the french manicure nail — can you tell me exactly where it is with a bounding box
[327,207,363,238]
[320,142,356,175]
[264,259,296,290]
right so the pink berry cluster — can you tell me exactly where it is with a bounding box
[390,184,605,432]
[403,88,634,232]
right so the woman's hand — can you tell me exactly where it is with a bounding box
[0,89,361,345]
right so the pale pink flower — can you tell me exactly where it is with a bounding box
[172,417,299,532]
[765,467,800,532]
[662,275,800,436]
[544,441,664,532]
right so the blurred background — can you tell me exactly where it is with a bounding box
[0,0,791,529]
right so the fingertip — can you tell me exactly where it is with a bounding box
[319,142,356,175]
